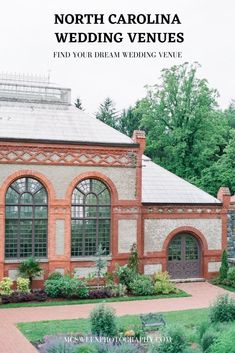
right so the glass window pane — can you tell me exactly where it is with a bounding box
[72,189,84,205]
[34,220,47,257]
[20,192,33,204]
[35,206,47,218]
[6,188,19,204]
[27,178,42,193]
[71,220,83,256]
[85,193,97,205]
[72,206,83,218]
[5,177,48,259]
[11,178,26,193]
[168,236,182,261]
[5,220,18,259]
[98,189,110,204]
[34,189,47,204]
[71,178,110,257]
[91,179,106,194]
[19,220,32,258]
[6,206,18,219]
[77,179,91,194]
[84,206,97,218]
[98,206,110,218]
[84,220,97,255]
[20,206,33,218]
[185,236,199,260]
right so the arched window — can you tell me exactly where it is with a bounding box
[5,177,48,259]
[71,178,111,257]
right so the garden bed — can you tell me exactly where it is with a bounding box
[0,289,189,309]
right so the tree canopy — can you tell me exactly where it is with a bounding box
[92,63,235,196]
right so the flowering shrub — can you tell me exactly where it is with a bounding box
[16,277,30,293]
[0,277,13,296]
[153,271,178,294]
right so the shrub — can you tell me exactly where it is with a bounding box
[95,342,142,353]
[209,326,235,353]
[227,267,235,286]
[60,277,88,298]
[129,275,155,296]
[149,324,187,353]
[89,288,113,299]
[182,348,202,353]
[16,277,30,293]
[219,250,228,281]
[1,291,34,304]
[115,265,137,291]
[18,257,42,287]
[45,277,88,299]
[0,277,13,296]
[47,272,63,281]
[128,243,139,273]
[45,278,63,298]
[201,328,219,352]
[95,244,108,289]
[38,336,74,353]
[198,321,210,340]
[209,294,235,323]
[90,304,117,337]
[154,272,178,294]
[1,290,47,304]
[73,344,98,353]
[32,289,47,302]
[111,284,127,297]
[210,276,221,285]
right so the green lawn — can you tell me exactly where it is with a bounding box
[18,307,209,343]
[0,290,189,309]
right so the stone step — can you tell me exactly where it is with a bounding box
[171,277,205,283]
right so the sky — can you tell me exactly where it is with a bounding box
[0,0,234,115]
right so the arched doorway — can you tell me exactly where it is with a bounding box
[167,233,201,279]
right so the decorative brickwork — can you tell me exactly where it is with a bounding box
[0,143,137,167]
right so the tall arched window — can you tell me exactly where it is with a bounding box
[71,178,111,257]
[5,177,48,259]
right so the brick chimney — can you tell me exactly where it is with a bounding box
[217,187,231,208]
[132,130,146,153]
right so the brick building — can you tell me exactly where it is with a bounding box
[0,75,229,285]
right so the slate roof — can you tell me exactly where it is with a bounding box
[0,77,221,205]
[0,102,134,145]
[142,155,221,204]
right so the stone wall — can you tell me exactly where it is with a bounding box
[227,210,235,259]
[144,218,222,253]
[0,164,137,200]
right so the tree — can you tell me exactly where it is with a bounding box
[198,129,235,195]
[74,97,84,110]
[95,244,108,288]
[219,250,229,281]
[128,243,139,273]
[96,97,119,129]
[18,257,42,289]
[119,103,142,136]
[135,62,230,189]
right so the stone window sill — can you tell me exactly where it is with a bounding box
[4,259,48,264]
[71,256,112,262]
